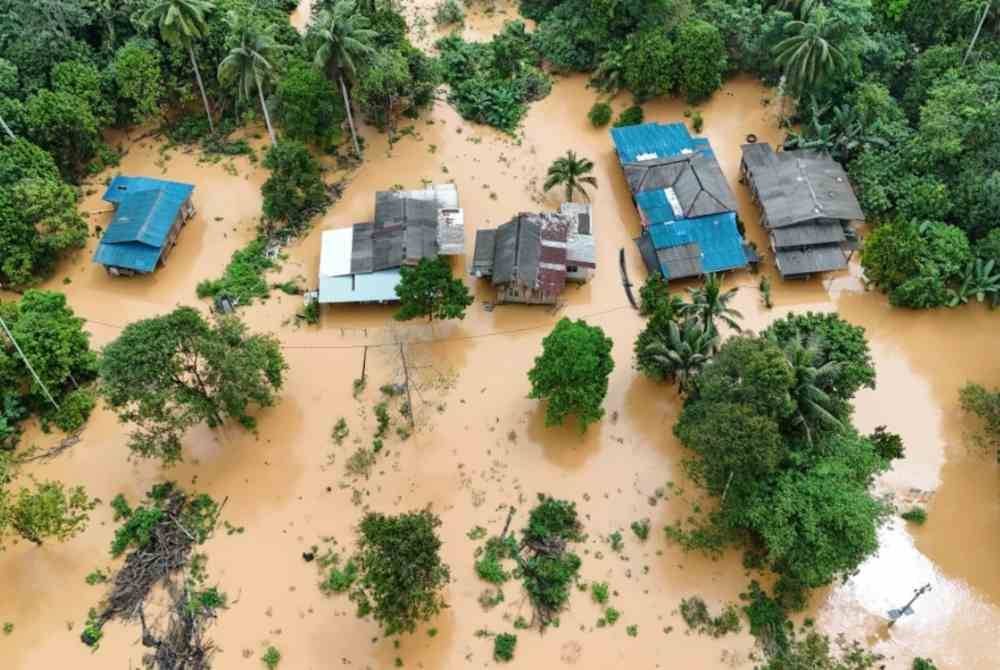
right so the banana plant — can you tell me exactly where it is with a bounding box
[949,258,1000,307]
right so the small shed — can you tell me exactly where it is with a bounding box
[318,228,401,304]
[93,176,195,275]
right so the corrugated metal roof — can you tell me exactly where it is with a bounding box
[318,269,402,303]
[657,243,704,279]
[472,229,496,276]
[741,144,865,228]
[94,176,193,272]
[771,222,846,249]
[611,123,712,163]
[775,245,848,276]
[320,228,353,277]
[645,212,748,277]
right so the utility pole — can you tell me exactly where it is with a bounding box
[963,1,994,66]
[0,315,60,410]
[888,583,932,627]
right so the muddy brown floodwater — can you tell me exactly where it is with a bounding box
[1,3,998,669]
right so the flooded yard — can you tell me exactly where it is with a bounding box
[1,4,998,669]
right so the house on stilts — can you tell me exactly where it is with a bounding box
[471,203,595,305]
[318,184,465,304]
[740,142,864,278]
[611,123,753,281]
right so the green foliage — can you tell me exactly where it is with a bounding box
[196,237,275,305]
[394,257,473,322]
[960,382,1000,454]
[740,581,789,656]
[99,307,287,463]
[0,476,97,548]
[51,61,114,126]
[608,530,624,552]
[475,535,518,584]
[757,620,882,670]
[2,622,12,635]
[81,608,103,648]
[373,402,390,438]
[591,581,609,604]
[525,495,582,545]
[355,45,440,132]
[621,29,675,102]
[434,0,465,25]
[528,318,614,431]
[350,510,451,635]
[613,105,644,127]
[110,506,165,557]
[604,606,620,625]
[637,274,676,317]
[275,58,345,150]
[0,291,97,442]
[262,645,281,669]
[493,633,517,662]
[901,506,927,524]
[436,23,549,133]
[626,624,638,637]
[691,110,703,133]
[544,150,597,203]
[110,40,164,124]
[675,20,726,102]
[261,140,329,231]
[331,418,349,445]
[912,659,938,670]
[110,494,132,521]
[22,89,99,178]
[522,551,582,622]
[630,518,649,541]
[85,568,109,585]
[321,559,359,593]
[587,101,612,127]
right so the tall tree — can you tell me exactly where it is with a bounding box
[681,273,742,335]
[775,334,845,444]
[640,318,718,393]
[772,5,847,94]
[100,307,287,464]
[143,0,217,133]
[218,11,282,146]
[543,151,597,202]
[528,318,614,431]
[311,0,377,157]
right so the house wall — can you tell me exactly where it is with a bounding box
[160,196,194,267]
[496,283,557,305]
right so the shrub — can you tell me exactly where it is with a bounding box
[591,581,609,604]
[262,645,281,669]
[493,633,517,662]
[588,102,612,127]
[674,20,727,102]
[691,110,704,133]
[434,0,465,25]
[630,519,650,541]
[901,506,927,525]
[613,106,644,128]
[679,596,742,637]
[912,659,938,670]
[261,140,329,232]
[196,237,275,305]
[49,388,95,433]
[604,606,621,624]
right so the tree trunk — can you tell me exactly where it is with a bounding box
[565,182,573,203]
[256,72,277,147]
[188,44,215,134]
[0,114,14,141]
[964,1,993,65]
[339,75,362,157]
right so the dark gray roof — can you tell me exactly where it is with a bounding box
[635,234,659,275]
[741,144,865,228]
[657,243,704,279]
[489,213,570,294]
[623,153,738,218]
[472,229,496,276]
[775,245,848,276]
[771,222,847,249]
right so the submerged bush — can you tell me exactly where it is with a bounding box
[434,0,465,25]
[588,101,612,127]
[614,106,644,127]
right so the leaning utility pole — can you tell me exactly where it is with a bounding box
[964,1,994,66]
[888,583,932,627]
[0,315,60,410]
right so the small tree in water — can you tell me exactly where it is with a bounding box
[349,510,451,635]
[394,257,473,322]
[100,307,287,464]
[528,318,614,431]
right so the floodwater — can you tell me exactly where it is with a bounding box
[1,3,998,669]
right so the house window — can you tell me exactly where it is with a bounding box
[567,265,579,272]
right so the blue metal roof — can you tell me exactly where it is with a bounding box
[94,176,194,272]
[611,122,712,163]
[645,213,748,278]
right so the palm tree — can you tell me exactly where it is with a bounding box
[681,273,742,336]
[218,12,282,146]
[643,319,718,394]
[143,0,216,133]
[772,6,847,94]
[543,151,598,203]
[777,334,844,445]
[311,0,377,157]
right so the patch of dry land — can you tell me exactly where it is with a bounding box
[1,2,999,669]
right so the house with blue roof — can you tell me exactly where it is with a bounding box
[611,123,752,280]
[93,176,195,276]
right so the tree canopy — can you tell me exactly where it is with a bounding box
[393,257,473,322]
[528,318,614,431]
[99,307,287,464]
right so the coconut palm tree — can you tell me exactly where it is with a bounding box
[218,12,282,146]
[543,151,598,203]
[777,334,844,445]
[642,319,718,394]
[772,6,847,94]
[143,0,217,133]
[681,273,742,336]
[311,0,377,157]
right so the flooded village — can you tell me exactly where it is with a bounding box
[0,0,998,669]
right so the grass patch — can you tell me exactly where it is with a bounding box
[196,237,275,305]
